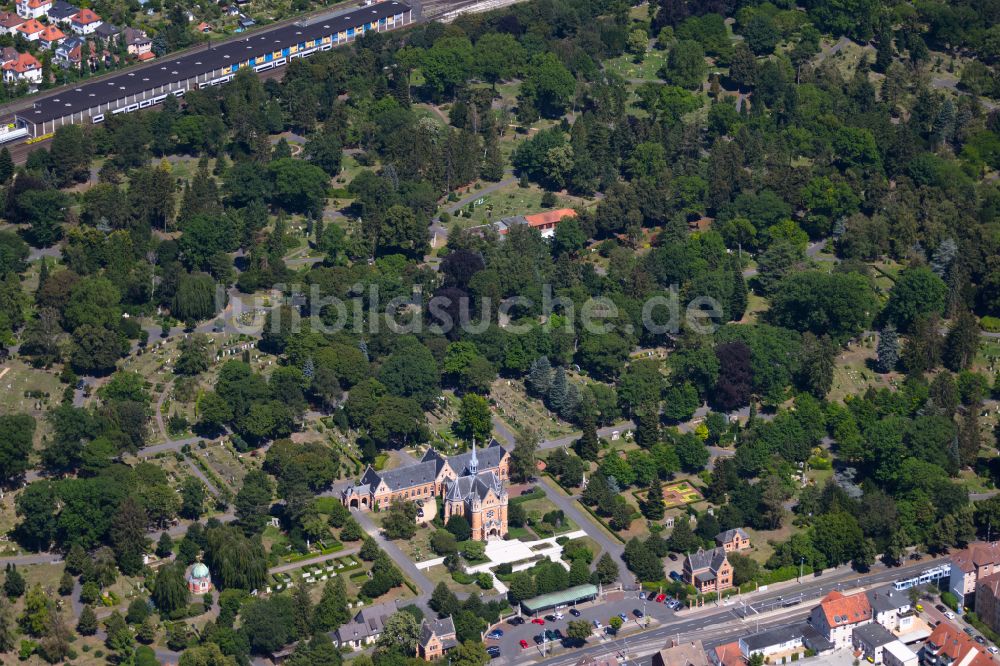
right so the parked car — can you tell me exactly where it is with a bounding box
[634,609,644,618]
[618,613,628,621]
[532,618,545,625]
[533,634,544,645]
[486,629,503,639]
[671,601,683,610]
[509,617,525,626]
[668,553,678,561]
[669,571,683,582]
[593,620,603,629]
[988,647,997,654]
[946,611,956,620]
[964,627,973,636]
[487,646,501,658]
[544,615,557,622]
[520,640,529,649]
[655,593,666,603]
[570,609,582,617]
[554,612,564,620]
[975,636,986,645]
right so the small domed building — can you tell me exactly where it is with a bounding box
[187,562,212,594]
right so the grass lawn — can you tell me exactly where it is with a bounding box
[744,523,803,565]
[424,563,484,597]
[517,495,578,536]
[604,48,668,81]
[491,379,576,442]
[827,336,899,403]
[0,359,63,452]
[446,181,594,230]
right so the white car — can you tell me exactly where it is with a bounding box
[554,612,564,620]
[946,611,956,620]
[593,620,603,629]
[988,647,998,655]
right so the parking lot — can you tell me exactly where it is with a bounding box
[489,591,682,663]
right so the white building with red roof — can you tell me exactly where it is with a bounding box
[16,0,51,20]
[38,24,65,48]
[808,590,873,650]
[70,7,101,34]
[2,52,42,84]
[920,622,995,666]
[16,18,45,40]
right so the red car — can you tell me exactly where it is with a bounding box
[531,618,545,625]
[520,640,529,649]
[655,593,666,603]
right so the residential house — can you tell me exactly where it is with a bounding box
[0,47,19,65]
[46,0,78,24]
[974,572,1000,636]
[950,542,1000,608]
[70,8,101,34]
[919,622,994,666]
[867,585,916,634]
[737,624,833,662]
[652,640,710,666]
[711,642,745,666]
[854,623,898,664]
[93,22,120,41]
[237,16,254,29]
[16,0,51,20]
[53,35,84,66]
[122,27,150,56]
[417,617,457,661]
[2,52,42,84]
[38,24,66,49]
[136,50,154,61]
[16,18,45,40]
[489,208,577,239]
[0,12,25,35]
[808,590,873,650]
[333,600,400,648]
[715,528,751,553]
[683,547,733,594]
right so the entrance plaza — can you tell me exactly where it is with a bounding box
[415,530,587,594]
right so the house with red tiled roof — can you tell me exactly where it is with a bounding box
[919,622,995,666]
[38,24,66,48]
[16,0,51,20]
[808,590,873,650]
[0,11,25,34]
[137,50,155,61]
[711,641,745,666]
[70,7,101,34]
[16,18,45,40]
[950,542,1000,607]
[2,51,42,84]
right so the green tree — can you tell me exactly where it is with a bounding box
[268,158,329,216]
[595,552,620,584]
[885,266,947,333]
[521,53,576,118]
[152,564,188,616]
[313,577,350,632]
[662,40,706,89]
[76,605,98,636]
[458,393,492,444]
